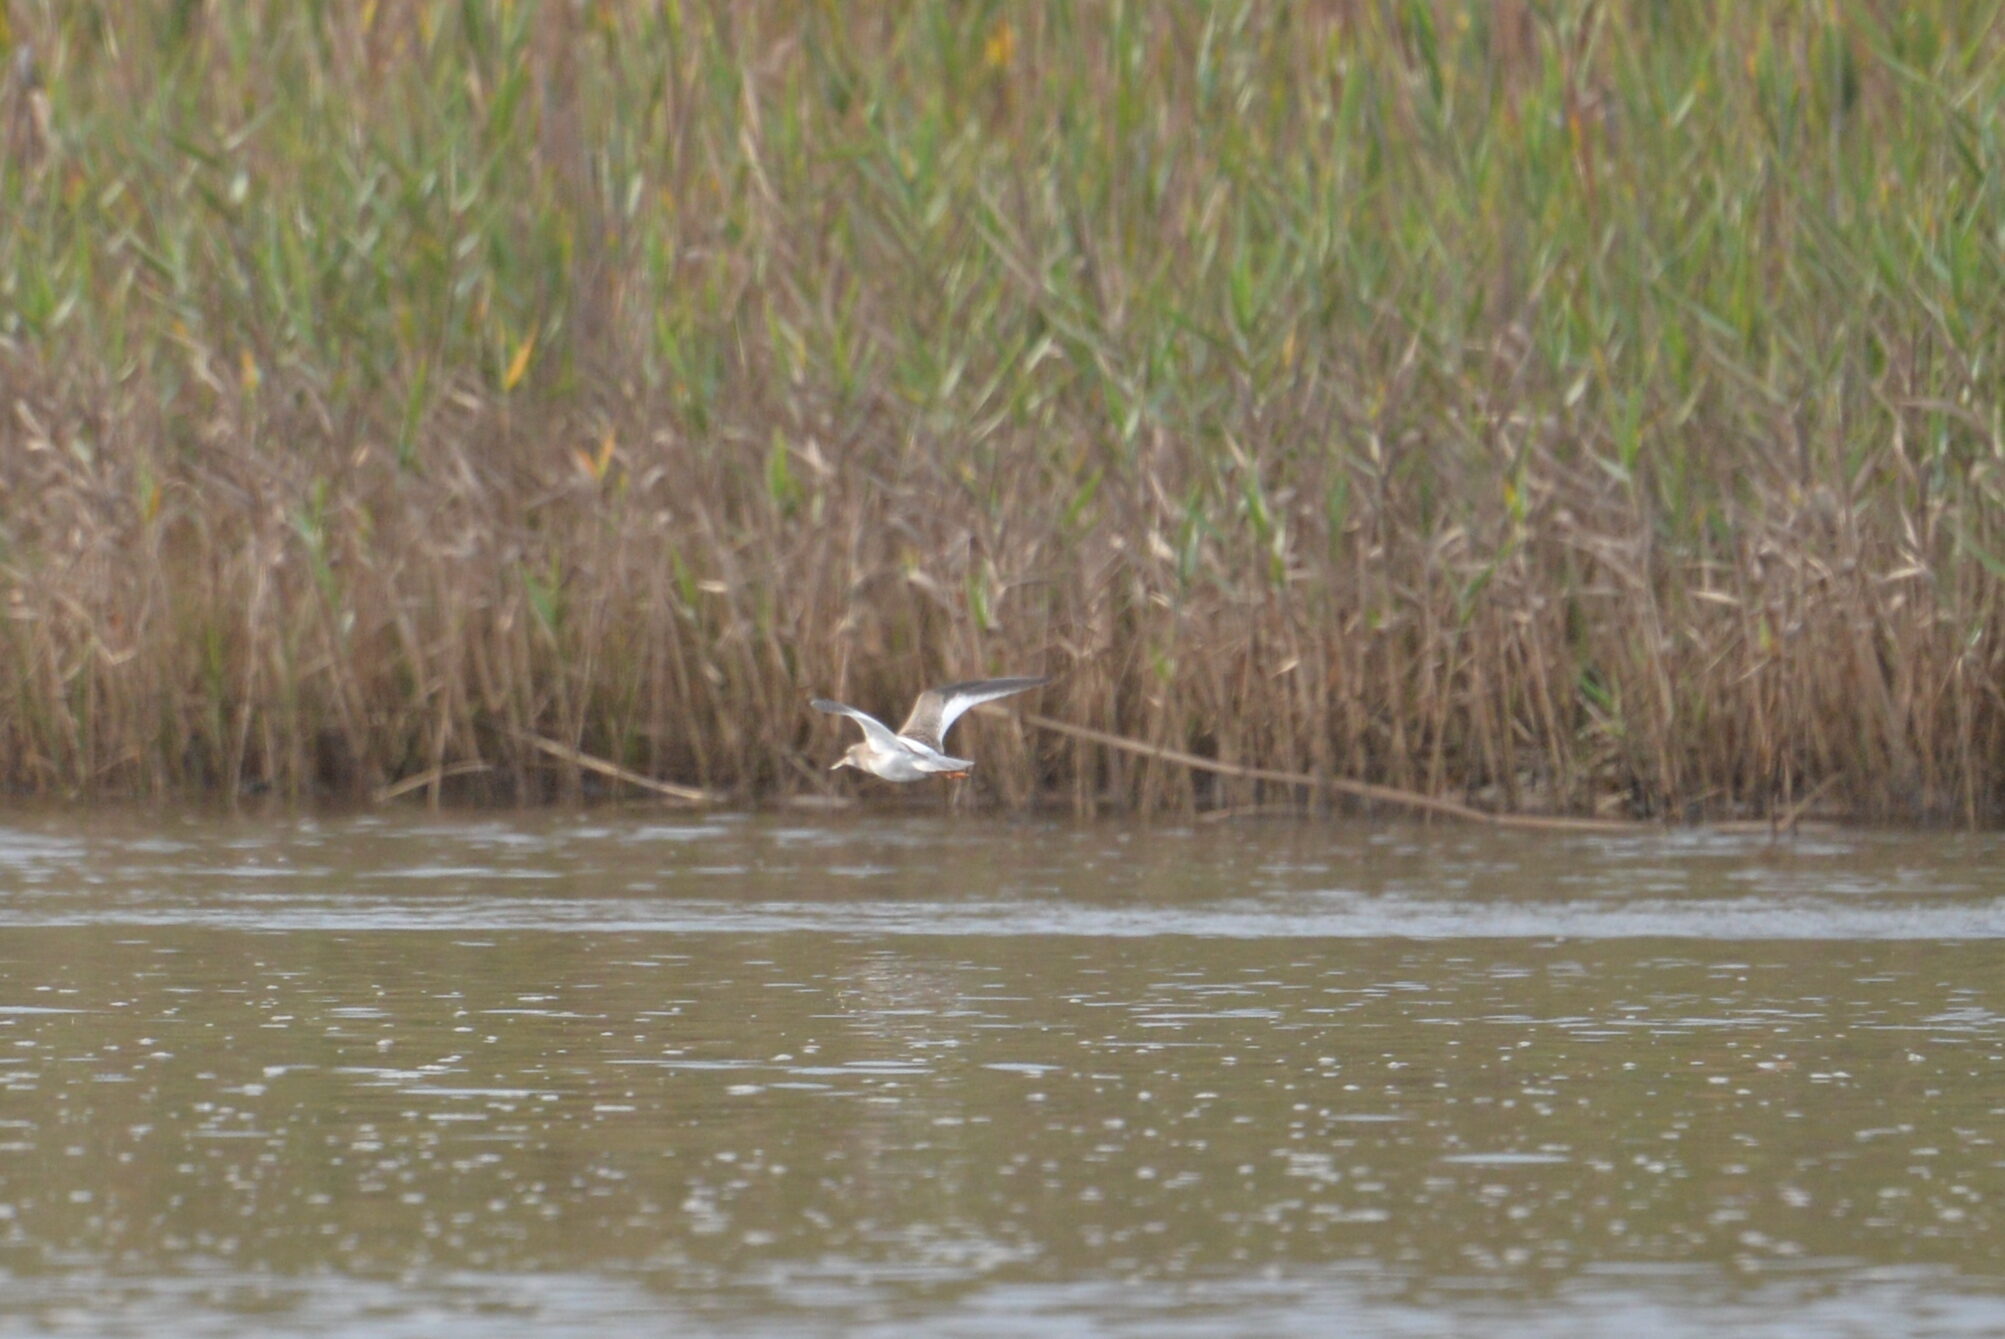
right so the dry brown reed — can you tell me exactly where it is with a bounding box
[1,3,2003,822]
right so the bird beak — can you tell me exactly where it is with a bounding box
[829,757,849,771]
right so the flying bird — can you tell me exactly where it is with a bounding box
[813,676,1048,782]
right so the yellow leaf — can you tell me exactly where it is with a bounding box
[502,332,536,391]
[239,349,260,394]
[984,19,1015,69]
[573,429,617,483]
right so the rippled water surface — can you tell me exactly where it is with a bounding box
[1,809,2002,1337]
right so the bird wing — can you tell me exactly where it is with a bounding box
[897,676,1049,751]
[810,698,903,752]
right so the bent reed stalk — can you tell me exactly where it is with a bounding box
[2,3,2004,823]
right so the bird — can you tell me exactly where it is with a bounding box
[812,676,1049,782]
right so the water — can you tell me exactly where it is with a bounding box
[0,810,2001,1336]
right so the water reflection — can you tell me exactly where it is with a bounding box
[0,811,2000,1335]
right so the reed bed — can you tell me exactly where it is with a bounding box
[2,2,2004,822]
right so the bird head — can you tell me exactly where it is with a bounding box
[831,743,865,771]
